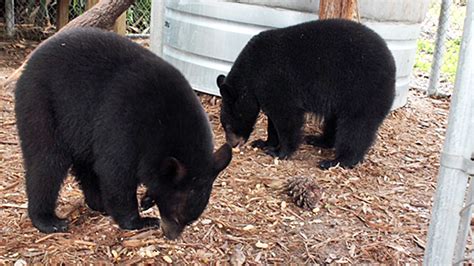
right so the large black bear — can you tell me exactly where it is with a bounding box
[217,19,395,169]
[15,27,232,240]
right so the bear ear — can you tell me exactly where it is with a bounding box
[161,157,187,185]
[216,75,235,102]
[216,74,226,88]
[212,143,233,174]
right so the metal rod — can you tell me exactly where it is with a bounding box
[126,34,151,39]
[424,0,474,263]
[454,177,474,264]
[427,0,452,96]
[150,0,165,56]
[5,0,15,38]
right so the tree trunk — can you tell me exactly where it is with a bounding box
[61,0,135,30]
[319,0,359,20]
[2,0,136,90]
[63,0,135,31]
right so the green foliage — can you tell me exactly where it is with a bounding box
[415,37,461,83]
[69,0,86,20]
[414,3,465,84]
[126,0,152,34]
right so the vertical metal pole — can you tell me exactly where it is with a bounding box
[424,0,474,264]
[5,0,15,38]
[150,0,165,56]
[455,109,474,263]
[427,0,452,96]
[454,176,474,264]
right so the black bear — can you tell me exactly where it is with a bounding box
[217,19,395,169]
[15,27,232,240]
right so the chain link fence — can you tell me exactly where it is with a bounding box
[413,0,467,96]
[127,0,151,35]
[1,0,151,40]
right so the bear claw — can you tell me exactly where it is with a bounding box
[264,147,290,160]
[140,195,155,211]
[32,216,69,233]
[250,139,268,149]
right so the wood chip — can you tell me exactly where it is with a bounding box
[0,38,455,263]
[255,241,269,249]
[242,225,255,231]
[123,239,143,248]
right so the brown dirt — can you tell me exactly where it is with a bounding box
[0,40,450,264]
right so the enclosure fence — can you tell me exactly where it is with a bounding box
[424,0,474,263]
[1,0,151,39]
[428,0,452,96]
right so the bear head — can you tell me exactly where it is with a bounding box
[144,143,232,240]
[216,74,259,148]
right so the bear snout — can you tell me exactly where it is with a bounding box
[161,217,185,240]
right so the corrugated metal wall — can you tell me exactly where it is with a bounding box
[152,0,430,110]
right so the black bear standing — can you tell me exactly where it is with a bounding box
[217,19,395,169]
[15,27,232,239]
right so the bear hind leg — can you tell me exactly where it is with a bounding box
[319,116,380,169]
[305,116,336,149]
[25,150,71,233]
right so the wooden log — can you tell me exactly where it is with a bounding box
[62,0,134,31]
[113,12,127,35]
[319,0,359,20]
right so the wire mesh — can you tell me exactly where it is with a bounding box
[1,0,151,39]
[127,0,151,35]
[415,0,467,96]
[427,0,452,96]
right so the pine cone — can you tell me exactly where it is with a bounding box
[285,176,322,210]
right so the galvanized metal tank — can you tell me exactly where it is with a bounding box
[152,0,430,109]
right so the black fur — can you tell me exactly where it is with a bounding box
[15,27,232,239]
[217,19,395,169]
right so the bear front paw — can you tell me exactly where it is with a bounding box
[141,217,161,228]
[119,216,160,230]
[319,160,356,170]
[319,160,339,170]
[305,135,334,149]
[264,147,291,160]
[250,139,268,149]
[31,215,69,233]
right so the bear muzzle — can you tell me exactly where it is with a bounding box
[160,217,185,240]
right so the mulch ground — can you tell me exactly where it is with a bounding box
[0,38,451,263]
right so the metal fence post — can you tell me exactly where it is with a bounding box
[427,0,452,96]
[454,173,474,264]
[424,0,474,263]
[5,0,15,37]
[150,0,165,56]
